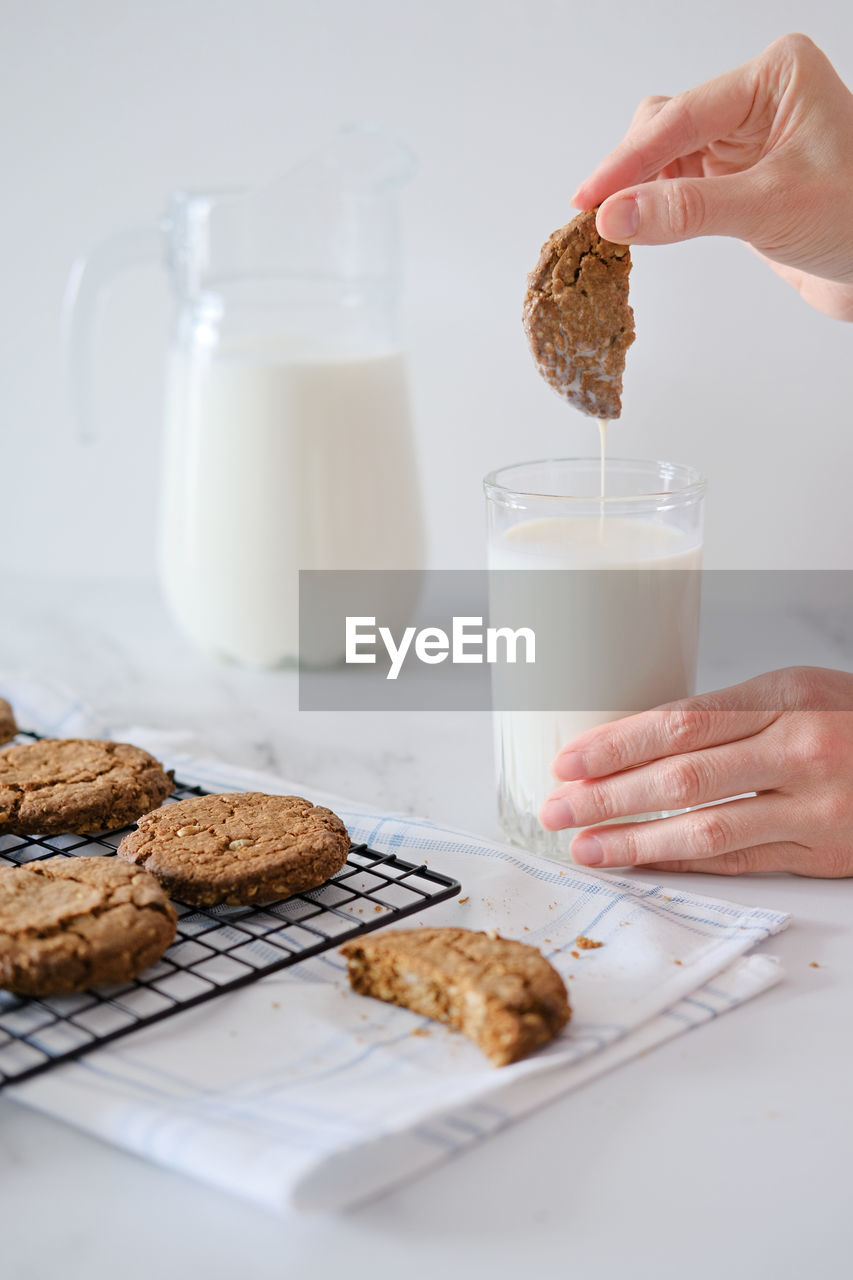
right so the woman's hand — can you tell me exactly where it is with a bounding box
[540,667,853,877]
[573,33,853,320]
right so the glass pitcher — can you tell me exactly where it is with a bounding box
[62,128,425,667]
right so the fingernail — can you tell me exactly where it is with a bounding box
[599,196,639,242]
[572,834,604,866]
[539,794,575,831]
[553,750,586,781]
[570,185,586,206]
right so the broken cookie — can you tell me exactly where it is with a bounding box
[523,207,635,418]
[341,926,571,1066]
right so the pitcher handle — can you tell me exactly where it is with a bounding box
[60,221,165,443]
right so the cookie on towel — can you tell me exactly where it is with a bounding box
[117,791,350,907]
[341,926,571,1066]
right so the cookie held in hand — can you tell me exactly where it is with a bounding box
[0,738,174,835]
[523,207,635,419]
[0,856,177,997]
[118,791,350,907]
[341,926,571,1066]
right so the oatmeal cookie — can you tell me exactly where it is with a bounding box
[341,926,571,1066]
[0,699,16,746]
[117,791,350,907]
[0,739,174,836]
[0,856,176,996]
[523,207,635,418]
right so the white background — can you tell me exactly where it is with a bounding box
[1,0,851,578]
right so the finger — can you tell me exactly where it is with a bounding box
[553,676,784,782]
[594,170,773,246]
[642,844,813,876]
[657,151,707,181]
[568,796,793,868]
[643,840,852,878]
[629,94,671,130]
[542,736,781,831]
[573,59,762,208]
[572,96,672,208]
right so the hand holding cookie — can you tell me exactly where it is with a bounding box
[574,33,853,321]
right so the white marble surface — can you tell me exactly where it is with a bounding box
[1,575,852,1279]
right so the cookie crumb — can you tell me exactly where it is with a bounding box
[374,905,383,913]
[673,959,682,966]
[411,1027,429,1038]
[458,896,470,904]
[271,1001,280,1009]
[576,935,603,950]
[809,961,820,968]
[570,950,580,959]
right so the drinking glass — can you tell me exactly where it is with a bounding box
[485,457,706,860]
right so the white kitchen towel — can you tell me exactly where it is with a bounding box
[0,675,790,1214]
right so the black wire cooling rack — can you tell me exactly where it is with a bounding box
[0,737,461,1089]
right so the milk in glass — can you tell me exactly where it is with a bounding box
[488,503,703,857]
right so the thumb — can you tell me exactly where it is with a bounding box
[596,172,772,247]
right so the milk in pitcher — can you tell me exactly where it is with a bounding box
[160,344,424,667]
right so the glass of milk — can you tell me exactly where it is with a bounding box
[485,457,705,860]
